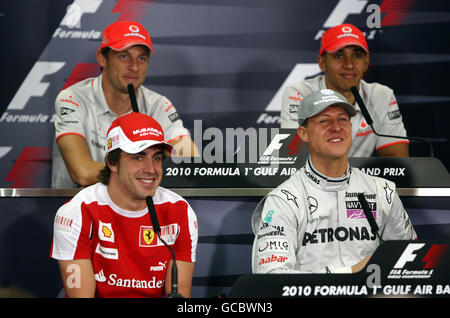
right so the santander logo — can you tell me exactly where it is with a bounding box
[95,269,164,289]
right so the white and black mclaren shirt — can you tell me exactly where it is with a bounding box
[251,157,417,274]
[51,75,190,188]
[280,75,409,157]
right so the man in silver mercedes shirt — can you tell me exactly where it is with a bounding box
[252,89,416,274]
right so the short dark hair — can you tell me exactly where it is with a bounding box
[98,147,167,185]
[98,149,122,185]
[101,45,151,58]
[100,47,112,58]
[99,47,111,72]
[321,45,367,57]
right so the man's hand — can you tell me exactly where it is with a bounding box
[164,260,195,298]
[377,142,409,157]
[58,259,96,297]
[351,255,371,273]
[57,134,105,186]
[168,136,200,157]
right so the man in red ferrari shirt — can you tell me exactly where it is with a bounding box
[50,112,198,298]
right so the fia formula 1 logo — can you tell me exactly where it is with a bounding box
[388,243,449,279]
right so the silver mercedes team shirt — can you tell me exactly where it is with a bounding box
[51,75,190,188]
[251,157,417,274]
[280,75,409,157]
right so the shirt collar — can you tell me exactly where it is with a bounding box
[93,74,111,116]
[303,156,351,191]
[93,74,141,117]
[99,183,149,218]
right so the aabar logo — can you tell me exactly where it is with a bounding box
[258,254,288,266]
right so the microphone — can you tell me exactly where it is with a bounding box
[350,86,434,157]
[146,196,161,234]
[357,193,384,244]
[127,83,139,113]
[145,196,183,298]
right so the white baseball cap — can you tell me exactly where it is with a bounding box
[106,112,173,154]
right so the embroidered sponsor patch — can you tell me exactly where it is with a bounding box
[168,112,180,123]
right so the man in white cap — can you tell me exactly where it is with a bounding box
[52,20,199,188]
[50,112,198,297]
[252,89,416,274]
[281,23,409,157]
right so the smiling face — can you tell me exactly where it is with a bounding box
[107,145,164,210]
[318,46,369,97]
[97,45,150,94]
[298,105,352,162]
